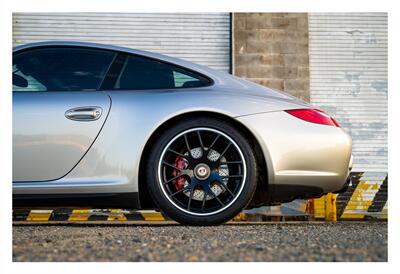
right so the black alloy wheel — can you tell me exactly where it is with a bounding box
[146,117,258,225]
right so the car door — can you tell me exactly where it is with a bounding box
[13,46,115,182]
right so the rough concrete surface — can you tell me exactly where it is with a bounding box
[13,222,387,262]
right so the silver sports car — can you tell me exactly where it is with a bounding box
[13,41,353,225]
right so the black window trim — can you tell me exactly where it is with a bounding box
[99,53,127,90]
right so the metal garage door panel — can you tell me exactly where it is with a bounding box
[309,13,387,173]
[13,13,231,72]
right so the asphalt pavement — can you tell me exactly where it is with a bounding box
[12,222,387,262]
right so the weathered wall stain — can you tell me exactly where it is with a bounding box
[372,80,388,94]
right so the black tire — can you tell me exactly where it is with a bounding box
[146,117,258,225]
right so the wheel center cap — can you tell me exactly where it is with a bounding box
[194,163,211,180]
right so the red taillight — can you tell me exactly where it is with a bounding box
[285,109,340,127]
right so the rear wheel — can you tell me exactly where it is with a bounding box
[146,117,257,225]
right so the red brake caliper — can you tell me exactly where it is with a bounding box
[172,156,187,190]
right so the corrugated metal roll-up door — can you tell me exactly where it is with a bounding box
[309,13,387,173]
[13,13,231,72]
[309,13,388,218]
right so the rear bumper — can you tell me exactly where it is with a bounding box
[333,156,354,194]
[333,154,354,194]
[333,175,351,194]
[237,111,353,194]
[349,154,354,172]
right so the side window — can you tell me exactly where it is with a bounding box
[13,47,115,92]
[114,55,211,90]
[173,71,201,87]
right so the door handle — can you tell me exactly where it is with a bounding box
[65,107,103,121]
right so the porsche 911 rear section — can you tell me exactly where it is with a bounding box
[237,109,353,204]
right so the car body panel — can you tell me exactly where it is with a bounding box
[237,111,352,192]
[13,91,111,182]
[13,89,312,194]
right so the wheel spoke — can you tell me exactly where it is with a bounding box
[207,188,224,206]
[214,181,235,197]
[169,185,191,197]
[208,134,220,152]
[217,142,231,160]
[183,134,191,155]
[201,189,207,212]
[220,161,243,165]
[167,148,187,158]
[221,175,243,178]
[162,161,183,171]
[187,187,195,210]
[163,174,185,185]
[197,131,205,152]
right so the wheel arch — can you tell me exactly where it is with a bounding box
[138,111,269,209]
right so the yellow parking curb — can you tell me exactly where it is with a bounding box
[68,209,92,221]
[26,210,53,221]
[108,209,128,221]
[139,211,165,221]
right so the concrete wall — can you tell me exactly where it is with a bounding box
[233,13,310,101]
